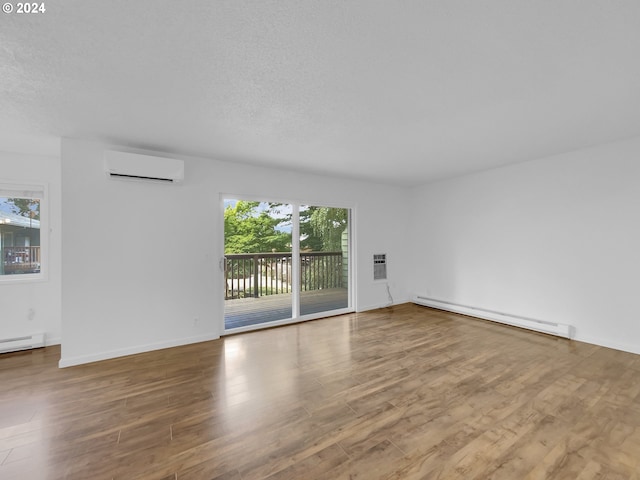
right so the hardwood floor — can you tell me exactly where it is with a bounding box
[1,303,640,479]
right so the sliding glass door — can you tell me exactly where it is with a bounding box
[223,198,351,332]
[223,200,293,330]
[299,205,349,316]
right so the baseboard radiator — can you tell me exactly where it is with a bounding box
[0,333,45,354]
[412,295,573,339]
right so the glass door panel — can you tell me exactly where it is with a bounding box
[224,200,293,330]
[299,205,350,316]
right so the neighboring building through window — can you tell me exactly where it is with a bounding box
[0,185,44,278]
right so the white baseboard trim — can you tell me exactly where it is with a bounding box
[357,301,394,312]
[58,332,220,368]
[412,295,573,339]
[573,333,640,356]
[45,336,61,347]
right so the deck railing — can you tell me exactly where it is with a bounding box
[1,246,41,274]
[225,251,344,300]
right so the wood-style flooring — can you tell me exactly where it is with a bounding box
[1,303,640,479]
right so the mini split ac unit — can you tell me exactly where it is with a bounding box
[104,150,184,183]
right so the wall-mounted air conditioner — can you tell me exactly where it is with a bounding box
[104,150,184,183]
[373,253,387,280]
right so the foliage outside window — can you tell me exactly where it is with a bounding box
[223,200,349,299]
[0,190,43,278]
[223,200,348,254]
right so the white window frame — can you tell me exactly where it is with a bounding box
[0,182,48,283]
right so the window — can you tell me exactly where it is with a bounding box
[0,183,45,280]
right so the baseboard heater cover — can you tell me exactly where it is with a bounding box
[0,333,45,354]
[412,296,573,339]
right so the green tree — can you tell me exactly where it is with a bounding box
[224,201,290,253]
[300,207,347,251]
[7,198,40,220]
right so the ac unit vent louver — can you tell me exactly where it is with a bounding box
[104,151,184,184]
[373,253,387,280]
[108,173,175,183]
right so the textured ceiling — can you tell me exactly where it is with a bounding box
[2,1,640,185]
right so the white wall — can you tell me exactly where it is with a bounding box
[408,136,640,354]
[60,138,409,366]
[14,134,640,365]
[0,150,62,345]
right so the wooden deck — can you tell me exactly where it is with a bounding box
[224,287,349,330]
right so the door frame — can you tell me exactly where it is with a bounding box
[220,193,354,335]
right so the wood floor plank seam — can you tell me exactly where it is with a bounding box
[1,303,639,479]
